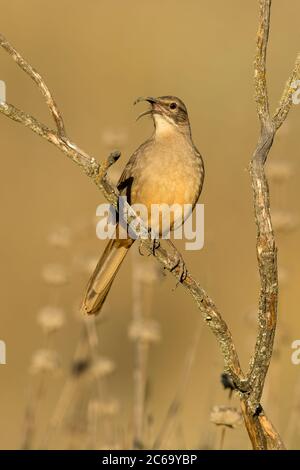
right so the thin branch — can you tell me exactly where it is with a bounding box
[239,0,298,449]
[245,0,277,423]
[247,0,299,418]
[0,33,66,136]
[0,102,98,174]
[254,0,271,124]
[273,53,300,130]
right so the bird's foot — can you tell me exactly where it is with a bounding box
[167,240,188,284]
[138,238,160,257]
[149,238,160,256]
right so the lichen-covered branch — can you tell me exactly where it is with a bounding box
[239,0,299,449]
[254,0,271,124]
[273,53,300,130]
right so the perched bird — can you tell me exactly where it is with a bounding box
[81,96,205,315]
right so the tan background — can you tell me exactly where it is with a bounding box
[0,0,300,449]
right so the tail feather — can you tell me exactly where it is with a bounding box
[81,236,133,315]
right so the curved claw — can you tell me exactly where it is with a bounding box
[170,254,188,285]
[149,238,160,257]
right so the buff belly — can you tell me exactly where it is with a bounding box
[130,152,201,236]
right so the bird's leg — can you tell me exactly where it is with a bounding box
[149,238,160,255]
[138,240,146,256]
[138,237,187,283]
[166,239,188,283]
[138,237,160,257]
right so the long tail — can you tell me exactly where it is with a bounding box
[81,234,134,315]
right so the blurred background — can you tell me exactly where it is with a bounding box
[0,0,300,450]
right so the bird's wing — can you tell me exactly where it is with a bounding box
[117,138,153,200]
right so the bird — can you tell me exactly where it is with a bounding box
[81,96,205,315]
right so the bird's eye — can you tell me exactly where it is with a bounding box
[169,102,177,110]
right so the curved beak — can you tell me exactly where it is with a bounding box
[134,96,158,105]
[134,96,158,121]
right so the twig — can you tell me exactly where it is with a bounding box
[273,53,300,130]
[0,33,66,136]
[254,0,271,124]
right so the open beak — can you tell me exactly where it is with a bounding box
[134,96,158,121]
[134,96,157,105]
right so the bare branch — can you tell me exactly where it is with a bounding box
[0,101,98,173]
[0,34,66,136]
[273,53,300,129]
[254,0,271,124]
[240,0,295,449]
[240,401,286,450]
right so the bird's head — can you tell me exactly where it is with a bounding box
[134,96,191,135]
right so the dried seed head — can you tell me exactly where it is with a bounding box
[30,349,60,375]
[41,263,68,285]
[90,357,116,378]
[210,406,242,428]
[128,319,161,343]
[47,226,71,248]
[37,306,65,334]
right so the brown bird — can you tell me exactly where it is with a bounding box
[81,96,205,315]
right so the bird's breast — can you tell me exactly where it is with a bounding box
[130,137,203,233]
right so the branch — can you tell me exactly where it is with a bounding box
[0,33,66,136]
[254,0,271,124]
[247,0,299,414]
[273,53,300,129]
[239,0,299,449]
[248,3,277,416]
